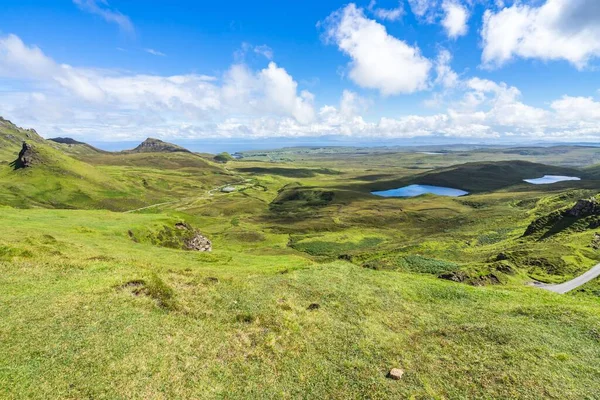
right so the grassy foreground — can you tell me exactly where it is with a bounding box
[1,209,600,399]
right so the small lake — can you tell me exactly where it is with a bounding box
[418,152,444,155]
[523,175,581,185]
[372,184,469,198]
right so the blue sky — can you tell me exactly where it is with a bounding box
[1,0,600,146]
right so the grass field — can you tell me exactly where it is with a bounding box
[1,118,600,398]
[2,209,600,399]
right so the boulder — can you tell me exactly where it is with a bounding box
[592,233,600,250]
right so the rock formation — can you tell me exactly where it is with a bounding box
[12,142,39,169]
[567,198,600,218]
[524,197,600,237]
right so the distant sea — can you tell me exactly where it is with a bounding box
[85,137,600,155]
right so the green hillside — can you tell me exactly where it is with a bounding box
[1,118,600,398]
[0,120,233,210]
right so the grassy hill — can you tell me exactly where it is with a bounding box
[0,140,144,209]
[128,137,191,154]
[0,117,46,162]
[0,119,234,210]
[48,137,108,157]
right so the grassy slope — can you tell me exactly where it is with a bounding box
[0,120,234,211]
[1,208,600,399]
[0,141,140,209]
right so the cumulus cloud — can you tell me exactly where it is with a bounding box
[2,33,600,142]
[407,0,438,19]
[551,96,600,121]
[322,3,431,95]
[0,34,315,139]
[434,49,459,88]
[481,0,600,69]
[441,0,469,38]
[73,0,134,34]
[368,1,405,21]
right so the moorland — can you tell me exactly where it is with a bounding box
[1,116,600,399]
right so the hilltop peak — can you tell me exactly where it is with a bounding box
[130,138,190,154]
[49,137,86,145]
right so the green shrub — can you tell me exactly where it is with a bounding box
[146,274,177,311]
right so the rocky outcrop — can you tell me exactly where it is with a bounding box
[175,222,212,252]
[567,198,600,218]
[12,142,40,169]
[524,197,600,238]
[592,233,600,250]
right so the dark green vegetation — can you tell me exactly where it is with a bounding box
[364,160,584,193]
[214,152,234,163]
[1,117,600,399]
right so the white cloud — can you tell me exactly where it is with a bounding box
[368,1,405,21]
[0,34,315,139]
[73,0,134,34]
[3,33,600,143]
[254,45,274,60]
[259,62,316,124]
[234,43,274,61]
[441,0,469,38]
[323,3,432,95]
[434,49,459,88]
[551,96,600,121]
[145,49,166,57]
[481,0,600,69]
[408,0,438,19]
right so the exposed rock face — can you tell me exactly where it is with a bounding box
[13,142,39,169]
[131,138,190,153]
[567,198,600,218]
[524,197,600,238]
[592,233,600,250]
[175,222,212,252]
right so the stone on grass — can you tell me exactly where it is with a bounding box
[387,368,404,380]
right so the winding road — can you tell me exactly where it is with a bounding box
[535,263,600,294]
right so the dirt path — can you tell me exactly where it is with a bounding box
[535,263,600,294]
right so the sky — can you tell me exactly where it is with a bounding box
[1,0,600,148]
